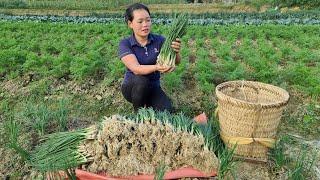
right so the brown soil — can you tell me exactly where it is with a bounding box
[0,4,267,16]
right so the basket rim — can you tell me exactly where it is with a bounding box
[215,80,290,108]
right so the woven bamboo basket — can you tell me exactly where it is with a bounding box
[215,80,289,161]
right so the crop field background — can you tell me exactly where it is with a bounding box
[0,0,319,179]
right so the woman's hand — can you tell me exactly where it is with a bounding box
[162,66,176,73]
[171,38,181,53]
[156,64,175,73]
[171,38,182,65]
[166,66,175,73]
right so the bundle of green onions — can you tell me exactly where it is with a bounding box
[30,126,97,172]
[157,13,188,67]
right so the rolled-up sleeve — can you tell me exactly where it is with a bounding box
[118,39,133,59]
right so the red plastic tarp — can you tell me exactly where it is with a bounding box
[75,167,217,180]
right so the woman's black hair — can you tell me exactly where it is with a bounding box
[124,3,150,23]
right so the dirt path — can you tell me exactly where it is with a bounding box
[0,4,266,16]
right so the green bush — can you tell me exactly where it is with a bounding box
[195,58,215,94]
[0,0,27,8]
[0,49,27,78]
[162,61,186,93]
[273,0,320,8]
[50,50,73,79]
[69,51,105,81]
[104,58,125,85]
[23,53,52,77]
[283,62,320,97]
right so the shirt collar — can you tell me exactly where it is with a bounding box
[129,33,154,47]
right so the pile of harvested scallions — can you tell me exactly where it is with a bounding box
[6,108,219,177]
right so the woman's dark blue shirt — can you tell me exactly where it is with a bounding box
[118,33,165,87]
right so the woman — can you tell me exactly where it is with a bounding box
[118,3,182,112]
